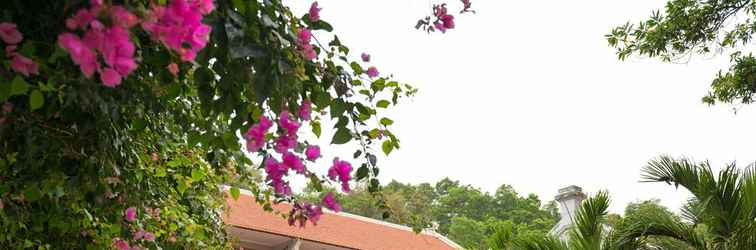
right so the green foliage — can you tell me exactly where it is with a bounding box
[300,178,559,249]
[0,0,414,248]
[607,0,756,106]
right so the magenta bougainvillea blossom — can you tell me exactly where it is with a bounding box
[367,66,379,78]
[265,158,292,196]
[433,5,455,33]
[361,52,370,62]
[167,62,179,76]
[309,2,321,22]
[0,23,22,44]
[124,207,137,222]
[288,202,323,227]
[282,151,305,174]
[322,192,342,212]
[328,158,353,192]
[305,145,320,161]
[1,23,39,77]
[298,99,312,121]
[58,1,139,87]
[9,51,38,77]
[244,115,273,152]
[416,0,473,33]
[142,0,214,62]
[112,238,130,250]
[297,28,317,60]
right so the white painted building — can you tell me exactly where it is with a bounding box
[548,185,587,241]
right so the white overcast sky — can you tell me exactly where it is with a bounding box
[286,0,756,213]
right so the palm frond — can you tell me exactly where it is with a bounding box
[568,190,610,250]
[513,234,568,250]
[607,210,706,250]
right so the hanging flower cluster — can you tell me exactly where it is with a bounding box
[415,0,474,34]
[114,207,158,250]
[244,98,352,225]
[58,1,139,87]
[432,5,455,33]
[297,28,317,61]
[308,2,321,22]
[1,23,39,77]
[57,0,213,87]
[142,0,214,62]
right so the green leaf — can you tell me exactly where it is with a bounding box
[155,167,167,177]
[310,20,334,32]
[309,175,323,192]
[376,100,390,108]
[330,99,346,117]
[230,187,240,200]
[311,120,321,138]
[29,90,43,111]
[24,184,43,202]
[131,119,147,131]
[331,128,352,144]
[356,164,369,181]
[191,169,205,181]
[382,140,394,155]
[380,117,394,126]
[350,62,363,75]
[10,76,29,96]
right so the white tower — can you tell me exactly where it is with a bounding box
[548,185,587,241]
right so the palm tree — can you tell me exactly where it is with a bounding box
[492,190,611,250]
[609,155,756,249]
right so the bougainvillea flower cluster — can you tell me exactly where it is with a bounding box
[309,2,321,22]
[58,1,139,87]
[1,22,39,77]
[288,202,323,227]
[297,28,317,61]
[142,0,214,62]
[115,206,158,249]
[322,192,342,212]
[244,98,353,226]
[328,158,353,192]
[244,115,273,152]
[433,4,455,33]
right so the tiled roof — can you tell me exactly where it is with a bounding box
[224,192,460,250]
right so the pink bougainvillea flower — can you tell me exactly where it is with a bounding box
[305,145,320,161]
[301,44,317,60]
[110,6,139,28]
[441,14,455,29]
[0,22,22,44]
[133,229,146,240]
[245,116,273,152]
[196,0,215,14]
[100,67,122,88]
[274,134,297,154]
[142,0,214,62]
[304,203,323,225]
[299,100,312,121]
[298,28,312,44]
[322,192,342,212]
[124,207,137,222]
[143,232,156,242]
[5,45,16,56]
[308,2,321,22]
[278,111,301,135]
[264,158,291,195]
[361,53,370,62]
[167,63,179,76]
[328,159,353,192]
[282,152,305,174]
[112,238,130,250]
[10,54,39,76]
[367,66,379,78]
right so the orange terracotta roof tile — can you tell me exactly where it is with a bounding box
[224,192,460,250]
